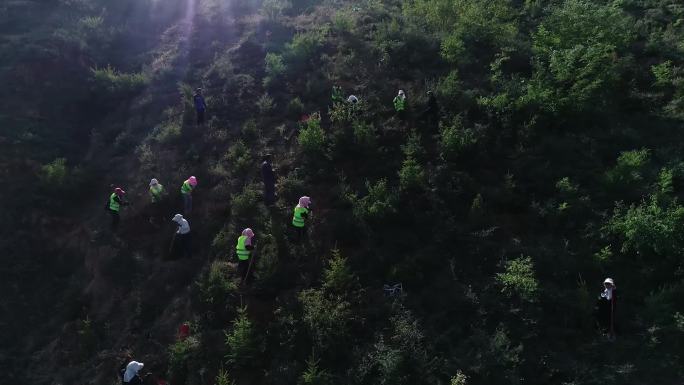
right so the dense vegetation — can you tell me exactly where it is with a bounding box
[2,0,684,384]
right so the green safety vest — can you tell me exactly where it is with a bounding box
[150,184,163,202]
[236,235,251,261]
[393,96,406,112]
[292,206,309,228]
[109,193,120,212]
[181,180,193,195]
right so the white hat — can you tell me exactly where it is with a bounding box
[604,278,614,285]
[123,361,144,382]
[150,178,159,186]
[398,90,405,96]
[172,214,183,223]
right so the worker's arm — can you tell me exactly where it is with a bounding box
[115,196,130,206]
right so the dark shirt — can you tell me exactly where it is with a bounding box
[261,161,275,186]
[426,94,438,112]
[194,94,206,111]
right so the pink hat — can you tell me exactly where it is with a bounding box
[242,228,255,238]
[188,176,197,186]
[114,187,125,196]
[298,196,311,208]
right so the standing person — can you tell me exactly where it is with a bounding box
[235,228,255,281]
[148,178,164,224]
[422,90,439,128]
[193,88,207,126]
[261,154,276,206]
[106,187,127,231]
[291,196,311,242]
[122,360,145,384]
[180,176,197,215]
[171,214,192,258]
[393,89,407,117]
[597,277,617,340]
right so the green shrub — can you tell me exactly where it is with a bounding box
[605,148,651,187]
[283,30,326,70]
[278,171,307,204]
[226,140,253,176]
[299,287,352,348]
[261,0,291,20]
[496,256,539,302]
[398,156,426,191]
[322,249,357,295]
[39,158,68,186]
[197,261,238,309]
[168,336,200,383]
[231,184,261,220]
[451,371,468,385]
[77,316,97,356]
[78,16,103,30]
[605,195,684,257]
[298,113,326,155]
[264,53,286,87]
[287,97,305,118]
[353,121,376,149]
[402,131,424,159]
[90,65,148,97]
[225,307,260,368]
[257,93,275,114]
[329,101,356,125]
[437,70,462,104]
[242,119,260,143]
[299,354,333,385]
[136,143,155,171]
[333,10,354,34]
[253,234,280,286]
[154,121,182,143]
[354,179,396,223]
[215,367,236,385]
[652,61,674,87]
[439,118,477,161]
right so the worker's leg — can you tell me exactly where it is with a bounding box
[183,194,192,214]
[238,259,248,277]
[264,185,275,206]
[184,233,192,258]
[196,109,205,125]
[110,210,119,231]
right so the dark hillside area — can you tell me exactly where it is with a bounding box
[2,1,684,384]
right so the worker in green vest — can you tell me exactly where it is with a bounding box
[106,187,128,231]
[292,196,311,242]
[236,228,255,280]
[148,178,164,225]
[149,178,164,202]
[180,176,197,214]
[393,89,406,117]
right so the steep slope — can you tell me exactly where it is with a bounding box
[4,1,684,385]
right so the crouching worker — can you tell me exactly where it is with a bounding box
[236,228,255,281]
[121,360,146,384]
[292,196,311,242]
[171,214,192,258]
[106,187,128,232]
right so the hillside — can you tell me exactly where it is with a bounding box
[2,1,684,384]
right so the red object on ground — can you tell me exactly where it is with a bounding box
[157,380,169,385]
[178,323,190,340]
[300,114,310,123]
